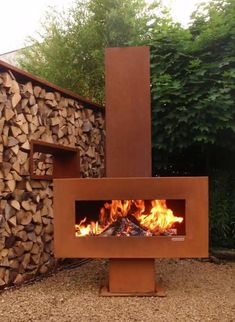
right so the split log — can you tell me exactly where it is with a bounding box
[16,230,28,241]
[21,140,30,151]
[9,259,19,270]
[0,180,5,192]
[10,200,20,210]
[22,241,33,252]
[35,224,43,235]
[4,109,14,122]
[17,211,32,225]
[6,180,16,192]
[11,93,21,108]
[11,145,19,155]
[13,274,23,285]
[18,150,28,165]
[8,216,17,227]
[0,71,105,287]
[33,86,41,97]
[2,72,13,87]
[13,244,25,257]
[0,118,5,136]
[21,253,31,269]
[17,134,27,144]
[27,232,37,243]
[23,82,33,95]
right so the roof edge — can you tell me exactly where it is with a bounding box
[0,59,105,113]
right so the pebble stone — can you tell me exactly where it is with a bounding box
[0,259,234,322]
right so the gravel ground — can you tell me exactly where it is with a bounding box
[0,259,234,322]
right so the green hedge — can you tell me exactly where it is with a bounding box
[210,170,235,249]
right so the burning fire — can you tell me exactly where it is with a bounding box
[75,200,183,237]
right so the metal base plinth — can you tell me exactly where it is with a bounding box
[99,284,166,297]
[109,258,156,294]
[99,259,167,297]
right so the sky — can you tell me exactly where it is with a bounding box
[0,0,209,55]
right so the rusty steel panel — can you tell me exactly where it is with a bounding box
[53,177,209,259]
[109,259,155,294]
[105,47,152,177]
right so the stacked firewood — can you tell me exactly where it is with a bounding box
[0,71,105,287]
[32,153,53,177]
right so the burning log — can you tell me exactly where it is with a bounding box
[75,200,183,237]
[100,216,151,237]
[100,220,122,236]
[125,217,151,236]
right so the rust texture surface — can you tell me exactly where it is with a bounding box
[53,177,209,259]
[109,259,155,293]
[105,47,151,177]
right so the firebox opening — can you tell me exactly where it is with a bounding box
[75,199,185,237]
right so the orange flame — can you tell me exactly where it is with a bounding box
[76,217,104,236]
[137,200,183,233]
[75,200,183,237]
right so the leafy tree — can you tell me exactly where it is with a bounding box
[148,0,235,249]
[19,0,152,103]
[150,0,235,175]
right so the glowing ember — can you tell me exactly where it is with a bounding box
[75,200,183,237]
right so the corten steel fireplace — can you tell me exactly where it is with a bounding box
[53,47,208,296]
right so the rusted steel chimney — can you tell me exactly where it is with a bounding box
[105,46,152,177]
[104,46,157,295]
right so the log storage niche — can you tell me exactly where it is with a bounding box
[54,47,208,296]
[29,140,80,180]
[0,59,105,287]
